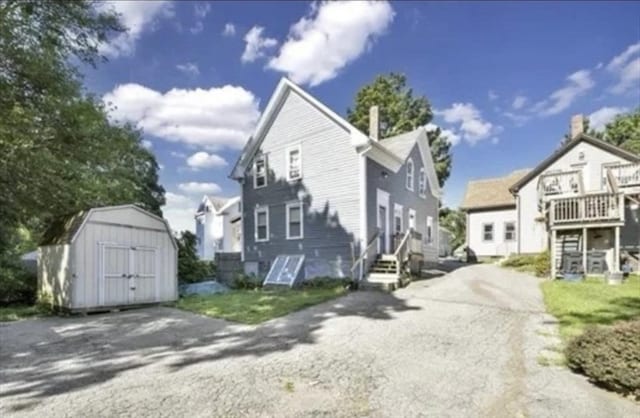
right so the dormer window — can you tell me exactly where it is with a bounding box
[254,155,267,188]
[406,158,414,191]
[287,145,302,181]
[418,168,426,197]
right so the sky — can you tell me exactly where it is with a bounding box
[85,1,640,232]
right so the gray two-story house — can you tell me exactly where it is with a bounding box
[230,78,441,288]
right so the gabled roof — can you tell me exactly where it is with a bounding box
[198,195,240,215]
[40,205,175,248]
[229,77,369,179]
[510,133,640,193]
[380,127,442,197]
[461,169,531,211]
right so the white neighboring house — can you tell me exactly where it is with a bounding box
[462,115,640,276]
[195,195,242,260]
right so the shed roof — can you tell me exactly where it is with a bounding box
[461,169,530,211]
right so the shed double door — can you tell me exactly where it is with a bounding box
[102,245,157,306]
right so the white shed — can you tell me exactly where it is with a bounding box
[38,205,178,311]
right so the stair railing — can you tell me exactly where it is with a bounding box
[393,228,412,276]
[350,230,380,283]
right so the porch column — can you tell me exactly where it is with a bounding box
[614,226,621,272]
[582,227,588,275]
[550,229,556,279]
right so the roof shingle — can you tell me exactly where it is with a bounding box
[461,169,530,211]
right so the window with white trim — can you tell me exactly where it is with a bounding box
[255,207,269,242]
[483,223,494,242]
[406,158,414,190]
[254,155,267,188]
[504,222,516,242]
[394,204,403,234]
[286,202,303,239]
[426,216,433,244]
[286,145,302,181]
[418,167,426,197]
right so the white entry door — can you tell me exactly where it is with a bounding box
[377,189,390,254]
[101,244,157,306]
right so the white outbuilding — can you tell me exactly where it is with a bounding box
[38,205,178,312]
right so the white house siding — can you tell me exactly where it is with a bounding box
[366,144,439,262]
[467,208,518,257]
[517,141,636,253]
[242,90,361,278]
[221,201,242,252]
[38,244,71,307]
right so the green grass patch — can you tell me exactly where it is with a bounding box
[175,286,347,324]
[0,304,50,322]
[541,275,640,340]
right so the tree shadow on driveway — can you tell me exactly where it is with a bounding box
[0,289,419,410]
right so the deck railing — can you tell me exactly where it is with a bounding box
[549,193,624,225]
[608,162,640,189]
[351,231,380,282]
[537,170,583,203]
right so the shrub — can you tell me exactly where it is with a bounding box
[0,261,37,305]
[502,254,537,268]
[533,250,550,278]
[232,273,262,290]
[302,276,351,289]
[565,320,640,399]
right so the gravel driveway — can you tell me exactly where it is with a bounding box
[1,264,637,417]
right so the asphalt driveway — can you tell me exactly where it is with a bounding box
[1,264,637,417]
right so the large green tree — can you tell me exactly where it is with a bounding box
[599,108,640,154]
[347,73,453,187]
[0,0,165,243]
[439,207,466,250]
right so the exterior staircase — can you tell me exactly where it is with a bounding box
[361,254,410,291]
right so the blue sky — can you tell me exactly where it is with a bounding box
[86,1,640,232]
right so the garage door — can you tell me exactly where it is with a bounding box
[101,245,157,306]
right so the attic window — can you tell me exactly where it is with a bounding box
[418,168,426,197]
[406,158,414,191]
[254,155,267,188]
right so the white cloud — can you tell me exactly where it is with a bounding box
[241,26,277,63]
[588,106,629,131]
[503,111,530,126]
[178,182,222,194]
[535,69,594,116]
[435,103,496,145]
[190,2,212,34]
[176,62,200,77]
[186,151,228,170]
[99,1,174,58]
[488,90,499,101]
[491,137,499,145]
[163,192,197,233]
[606,42,640,72]
[223,23,236,37]
[609,57,640,95]
[171,151,187,158]
[267,1,394,86]
[103,83,260,150]
[512,95,527,110]
[424,123,461,147]
[142,139,153,149]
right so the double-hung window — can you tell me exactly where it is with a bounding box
[394,204,403,234]
[286,145,302,181]
[504,222,516,242]
[255,206,269,242]
[254,155,267,188]
[418,168,426,197]
[406,158,414,191]
[483,223,494,242]
[286,202,303,239]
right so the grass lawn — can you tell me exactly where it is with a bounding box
[0,304,49,322]
[175,286,348,324]
[541,275,640,340]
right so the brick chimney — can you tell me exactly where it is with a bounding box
[369,105,379,141]
[570,114,584,139]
